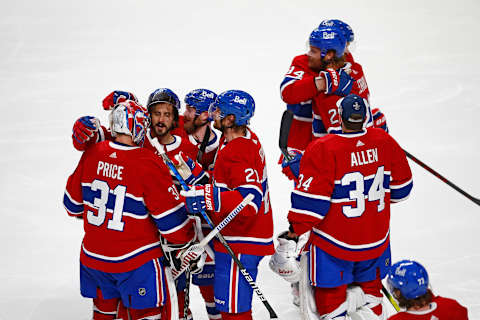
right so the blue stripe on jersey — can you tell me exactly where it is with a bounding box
[236,186,263,213]
[312,228,389,252]
[312,118,327,135]
[152,204,189,233]
[331,173,391,200]
[63,192,84,214]
[291,191,330,218]
[286,103,312,118]
[390,180,413,202]
[82,185,147,216]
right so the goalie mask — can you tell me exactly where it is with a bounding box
[109,100,149,146]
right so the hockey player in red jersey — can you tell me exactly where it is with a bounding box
[70,89,209,319]
[286,94,413,319]
[182,88,222,320]
[180,90,274,320]
[183,88,220,171]
[63,100,196,320]
[387,260,468,320]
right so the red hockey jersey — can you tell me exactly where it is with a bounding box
[186,127,220,171]
[312,61,372,138]
[288,128,413,261]
[388,296,468,320]
[144,128,198,162]
[280,54,318,151]
[63,141,195,273]
[210,129,274,256]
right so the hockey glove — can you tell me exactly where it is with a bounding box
[72,116,100,151]
[102,90,138,110]
[181,184,221,214]
[174,152,210,185]
[372,108,389,133]
[269,231,301,283]
[319,68,354,96]
[280,149,303,182]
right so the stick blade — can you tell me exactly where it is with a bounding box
[279,109,294,159]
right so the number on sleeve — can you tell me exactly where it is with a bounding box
[298,174,313,191]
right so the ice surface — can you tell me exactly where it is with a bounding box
[0,0,479,318]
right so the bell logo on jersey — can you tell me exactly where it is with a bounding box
[234,96,247,105]
[138,288,146,296]
[322,31,335,40]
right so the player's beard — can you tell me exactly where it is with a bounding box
[151,121,173,137]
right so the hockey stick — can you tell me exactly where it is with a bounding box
[404,149,480,206]
[279,109,294,161]
[161,153,279,319]
[381,285,400,312]
[170,193,254,279]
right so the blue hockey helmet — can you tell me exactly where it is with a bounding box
[337,94,367,123]
[387,260,429,300]
[209,90,255,126]
[184,89,217,115]
[320,19,354,43]
[309,26,347,58]
[146,88,181,111]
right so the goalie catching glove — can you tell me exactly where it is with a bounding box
[269,231,301,283]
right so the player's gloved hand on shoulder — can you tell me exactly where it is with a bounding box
[281,149,303,182]
[319,68,354,96]
[181,184,221,214]
[371,108,389,133]
[72,116,100,151]
[174,152,210,185]
[102,90,138,110]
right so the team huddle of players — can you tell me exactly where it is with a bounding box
[63,19,468,320]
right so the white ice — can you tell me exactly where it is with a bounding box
[0,0,479,319]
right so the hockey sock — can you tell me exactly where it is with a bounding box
[357,274,383,316]
[199,285,221,319]
[220,310,252,320]
[314,284,348,317]
[177,290,192,320]
[93,288,118,320]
